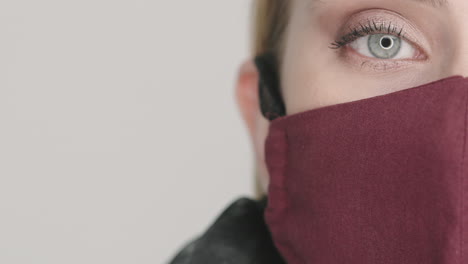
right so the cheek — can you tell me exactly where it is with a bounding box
[280,48,365,115]
[279,22,362,115]
[280,55,444,116]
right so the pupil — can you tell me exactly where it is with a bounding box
[380,37,393,49]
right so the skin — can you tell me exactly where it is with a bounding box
[235,0,468,193]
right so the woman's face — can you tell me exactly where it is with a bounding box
[236,0,467,193]
[282,0,464,115]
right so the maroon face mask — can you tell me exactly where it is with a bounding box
[255,52,468,263]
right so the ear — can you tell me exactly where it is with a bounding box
[235,58,259,137]
[235,58,271,195]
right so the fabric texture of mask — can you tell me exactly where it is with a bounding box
[262,75,468,263]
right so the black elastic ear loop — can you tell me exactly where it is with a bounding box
[254,52,286,121]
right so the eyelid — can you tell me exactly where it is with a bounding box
[330,20,409,49]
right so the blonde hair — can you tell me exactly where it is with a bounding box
[250,0,291,198]
[250,0,290,67]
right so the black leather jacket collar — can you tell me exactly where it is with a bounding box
[168,196,286,264]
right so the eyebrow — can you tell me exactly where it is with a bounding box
[312,0,448,8]
[413,0,448,8]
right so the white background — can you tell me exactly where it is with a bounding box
[0,1,254,263]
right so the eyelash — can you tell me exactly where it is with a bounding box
[329,19,407,50]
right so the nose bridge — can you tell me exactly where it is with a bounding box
[445,37,468,78]
[446,3,468,77]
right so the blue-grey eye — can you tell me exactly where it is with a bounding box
[349,33,416,60]
[368,34,401,59]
